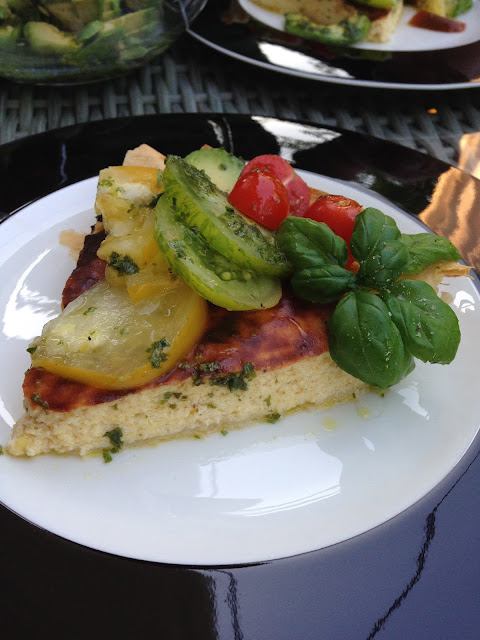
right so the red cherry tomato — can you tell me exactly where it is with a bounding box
[304,194,363,244]
[241,154,310,216]
[304,194,363,268]
[227,169,290,230]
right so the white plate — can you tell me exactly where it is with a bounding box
[239,0,480,52]
[1,172,479,566]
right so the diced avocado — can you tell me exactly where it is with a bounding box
[0,0,13,21]
[77,18,103,42]
[65,21,124,64]
[451,0,472,16]
[0,23,20,45]
[70,8,158,66]
[99,0,121,20]
[414,0,471,17]
[352,0,397,9]
[24,21,79,54]
[155,195,282,312]
[185,148,245,195]
[124,0,158,10]
[7,0,38,20]
[284,12,371,46]
[105,7,157,36]
[39,0,100,32]
[162,156,290,278]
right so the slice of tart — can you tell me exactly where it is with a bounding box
[6,147,469,458]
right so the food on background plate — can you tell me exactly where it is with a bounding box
[6,144,470,459]
[250,0,472,44]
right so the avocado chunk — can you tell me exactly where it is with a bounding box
[162,156,290,278]
[0,0,14,21]
[185,147,245,195]
[284,12,371,45]
[70,7,158,66]
[38,0,100,32]
[155,195,282,312]
[24,21,79,54]
[0,23,20,45]
[99,0,121,20]
[6,0,38,20]
[451,0,472,16]
[352,0,397,9]
[105,6,157,35]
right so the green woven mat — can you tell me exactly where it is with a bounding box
[1,35,480,168]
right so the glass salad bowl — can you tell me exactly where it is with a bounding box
[0,0,206,84]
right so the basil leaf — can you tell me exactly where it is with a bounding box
[350,208,402,264]
[356,240,410,288]
[399,233,462,275]
[328,290,415,389]
[379,279,460,364]
[276,216,349,270]
[291,264,357,303]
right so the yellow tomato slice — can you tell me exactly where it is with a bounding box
[97,209,159,275]
[95,193,146,237]
[30,279,207,390]
[96,166,163,205]
[125,257,177,304]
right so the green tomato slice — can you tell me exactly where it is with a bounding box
[155,195,282,311]
[162,155,289,277]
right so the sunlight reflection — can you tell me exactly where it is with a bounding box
[196,439,342,515]
[397,383,429,420]
[258,42,353,78]
[3,249,58,340]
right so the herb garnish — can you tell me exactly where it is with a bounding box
[103,426,124,462]
[191,361,221,385]
[83,306,97,315]
[277,208,463,389]
[108,251,139,275]
[210,362,256,391]
[31,393,49,409]
[146,338,170,368]
[266,412,281,423]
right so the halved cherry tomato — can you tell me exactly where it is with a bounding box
[227,169,290,231]
[304,194,363,244]
[304,194,363,267]
[241,154,310,216]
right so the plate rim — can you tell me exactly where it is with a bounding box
[188,0,480,90]
[1,113,480,567]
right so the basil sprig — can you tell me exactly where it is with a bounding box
[276,208,462,389]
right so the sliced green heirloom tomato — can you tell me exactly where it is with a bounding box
[30,278,208,390]
[227,169,290,231]
[184,147,245,194]
[163,156,289,278]
[155,195,282,311]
